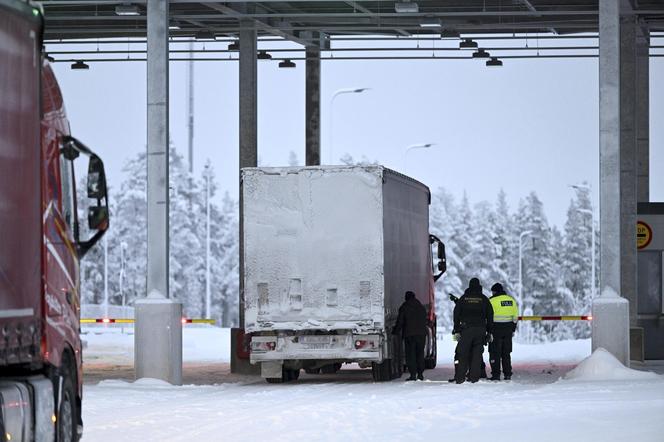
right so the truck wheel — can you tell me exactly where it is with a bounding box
[424,329,437,369]
[286,369,300,381]
[56,362,79,442]
[371,360,392,382]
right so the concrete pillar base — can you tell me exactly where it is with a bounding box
[135,292,183,385]
[230,327,260,375]
[592,296,630,366]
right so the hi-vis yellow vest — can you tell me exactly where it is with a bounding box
[490,294,519,324]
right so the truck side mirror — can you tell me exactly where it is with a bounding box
[429,234,447,281]
[88,206,109,231]
[87,155,107,199]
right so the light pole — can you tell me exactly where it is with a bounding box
[328,87,370,164]
[403,143,435,174]
[518,230,533,311]
[518,230,532,344]
[204,163,211,320]
[103,234,108,319]
[119,241,128,332]
[570,184,596,299]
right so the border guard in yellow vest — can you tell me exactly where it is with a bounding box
[488,283,519,380]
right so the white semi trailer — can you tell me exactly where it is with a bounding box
[242,166,446,382]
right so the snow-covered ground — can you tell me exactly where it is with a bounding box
[81,327,664,441]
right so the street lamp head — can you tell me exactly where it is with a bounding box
[353,87,370,93]
[569,183,591,191]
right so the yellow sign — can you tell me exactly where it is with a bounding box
[637,221,652,249]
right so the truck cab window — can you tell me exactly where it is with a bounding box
[59,155,75,229]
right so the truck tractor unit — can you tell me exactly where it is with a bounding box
[241,166,445,383]
[1,1,109,440]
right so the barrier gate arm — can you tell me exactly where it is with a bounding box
[517,315,592,321]
[81,318,216,324]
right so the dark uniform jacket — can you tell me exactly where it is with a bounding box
[453,288,493,334]
[394,298,427,337]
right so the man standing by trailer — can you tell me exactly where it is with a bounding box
[394,291,428,381]
[488,283,519,380]
[453,278,493,383]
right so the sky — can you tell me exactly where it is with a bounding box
[49,37,664,228]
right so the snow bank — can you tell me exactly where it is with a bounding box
[563,348,660,382]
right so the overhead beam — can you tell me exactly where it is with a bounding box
[202,2,315,47]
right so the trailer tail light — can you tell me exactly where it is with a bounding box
[353,335,379,351]
[251,339,277,353]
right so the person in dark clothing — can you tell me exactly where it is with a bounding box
[452,278,493,384]
[488,283,519,381]
[393,291,428,381]
[448,293,489,382]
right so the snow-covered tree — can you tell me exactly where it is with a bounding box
[562,184,594,338]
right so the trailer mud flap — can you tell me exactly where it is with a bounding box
[261,361,283,378]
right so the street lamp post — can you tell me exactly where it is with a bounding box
[403,143,435,174]
[205,163,211,320]
[103,234,108,319]
[518,230,532,343]
[518,230,533,311]
[119,241,128,332]
[328,87,370,164]
[570,184,596,299]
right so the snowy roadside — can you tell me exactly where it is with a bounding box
[81,327,664,442]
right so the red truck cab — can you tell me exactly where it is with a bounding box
[1,1,109,441]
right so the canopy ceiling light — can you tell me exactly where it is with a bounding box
[279,59,296,68]
[227,40,239,51]
[394,1,418,13]
[419,17,442,28]
[114,3,139,16]
[71,60,89,70]
[168,21,180,30]
[459,38,478,50]
[441,29,460,38]
[472,48,490,59]
[195,30,215,40]
[257,50,272,60]
[486,57,503,67]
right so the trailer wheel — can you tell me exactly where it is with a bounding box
[371,359,392,382]
[286,369,300,381]
[55,357,79,442]
[266,368,299,383]
[392,335,404,379]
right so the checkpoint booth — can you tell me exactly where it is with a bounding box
[636,203,664,360]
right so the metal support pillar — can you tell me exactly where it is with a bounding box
[305,46,321,166]
[620,16,638,325]
[136,0,182,385]
[232,18,259,375]
[593,0,630,366]
[636,29,650,203]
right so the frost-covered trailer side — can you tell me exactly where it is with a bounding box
[242,166,444,382]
